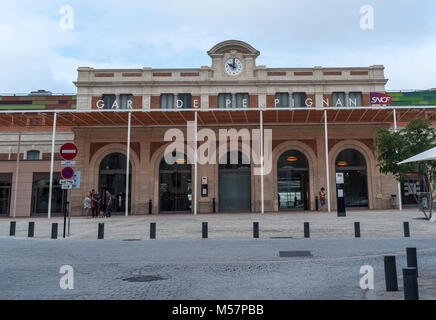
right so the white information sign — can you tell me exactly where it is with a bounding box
[72,171,80,189]
[336,172,344,184]
[61,160,76,167]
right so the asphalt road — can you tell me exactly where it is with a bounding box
[1,236,435,300]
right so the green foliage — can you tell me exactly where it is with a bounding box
[374,118,436,182]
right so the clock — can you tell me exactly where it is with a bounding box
[225,58,243,76]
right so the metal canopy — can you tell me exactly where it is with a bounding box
[0,106,435,128]
[399,146,436,164]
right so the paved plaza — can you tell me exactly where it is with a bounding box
[1,209,435,300]
[0,236,436,300]
[0,209,435,240]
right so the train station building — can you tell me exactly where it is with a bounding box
[1,40,436,217]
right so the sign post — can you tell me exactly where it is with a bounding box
[59,143,78,237]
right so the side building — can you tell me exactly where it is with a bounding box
[0,92,75,216]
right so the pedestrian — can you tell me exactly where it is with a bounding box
[319,187,326,207]
[92,191,101,218]
[105,190,113,218]
[84,192,92,218]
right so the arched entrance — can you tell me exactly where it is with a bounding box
[219,151,251,212]
[277,150,310,210]
[335,149,368,208]
[159,153,192,212]
[99,153,131,213]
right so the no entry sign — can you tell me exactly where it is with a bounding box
[60,143,78,161]
[61,167,75,180]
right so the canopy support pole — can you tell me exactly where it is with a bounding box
[393,109,403,211]
[48,113,57,219]
[13,130,22,218]
[260,110,264,214]
[194,111,198,215]
[324,110,331,212]
[125,112,131,217]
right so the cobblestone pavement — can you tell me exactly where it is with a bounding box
[0,236,435,300]
[0,209,435,240]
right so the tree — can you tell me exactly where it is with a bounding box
[374,118,436,220]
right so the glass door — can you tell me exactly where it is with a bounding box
[159,153,192,213]
[0,173,12,215]
[159,171,192,212]
[278,170,309,210]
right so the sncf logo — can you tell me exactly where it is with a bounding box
[370,93,392,105]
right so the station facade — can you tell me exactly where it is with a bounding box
[1,40,435,217]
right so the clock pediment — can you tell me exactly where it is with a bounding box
[208,40,259,80]
[207,40,260,57]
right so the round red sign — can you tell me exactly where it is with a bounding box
[60,143,78,161]
[61,167,75,180]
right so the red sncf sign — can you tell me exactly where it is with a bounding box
[60,143,78,161]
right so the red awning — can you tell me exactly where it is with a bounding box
[0,107,434,128]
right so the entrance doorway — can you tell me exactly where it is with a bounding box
[219,152,251,212]
[99,153,131,213]
[335,149,369,208]
[0,173,12,216]
[31,172,65,216]
[277,150,310,210]
[159,153,192,212]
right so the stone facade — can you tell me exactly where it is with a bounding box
[0,40,402,217]
[70,123,398,215]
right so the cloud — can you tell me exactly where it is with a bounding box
[0,0,435,92]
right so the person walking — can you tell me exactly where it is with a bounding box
[319,187,327,207]
[92,191,101,218]
[105,190,113,218]
[84,192,92,218]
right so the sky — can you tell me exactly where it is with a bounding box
[1,0,435,93]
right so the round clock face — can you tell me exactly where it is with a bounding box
[225,58,243,76]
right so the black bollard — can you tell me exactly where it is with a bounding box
[150,222,156,239]
[148,200,152,215]
[202,222,208,239]
[406,248,418,276]
[28,222,35,238]
[315,196,319,211]
[9,221,16,236]
[403,268,419,300]
[304,222,310,238]
[98,223,104,239]
[51,223,58,239]
[384,256,398,291]
[253,222,259,238]
[212,198,216,213]
[354,222,361,238]
[403,222,410,237]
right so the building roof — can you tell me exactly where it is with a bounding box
[0,94,76,110]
